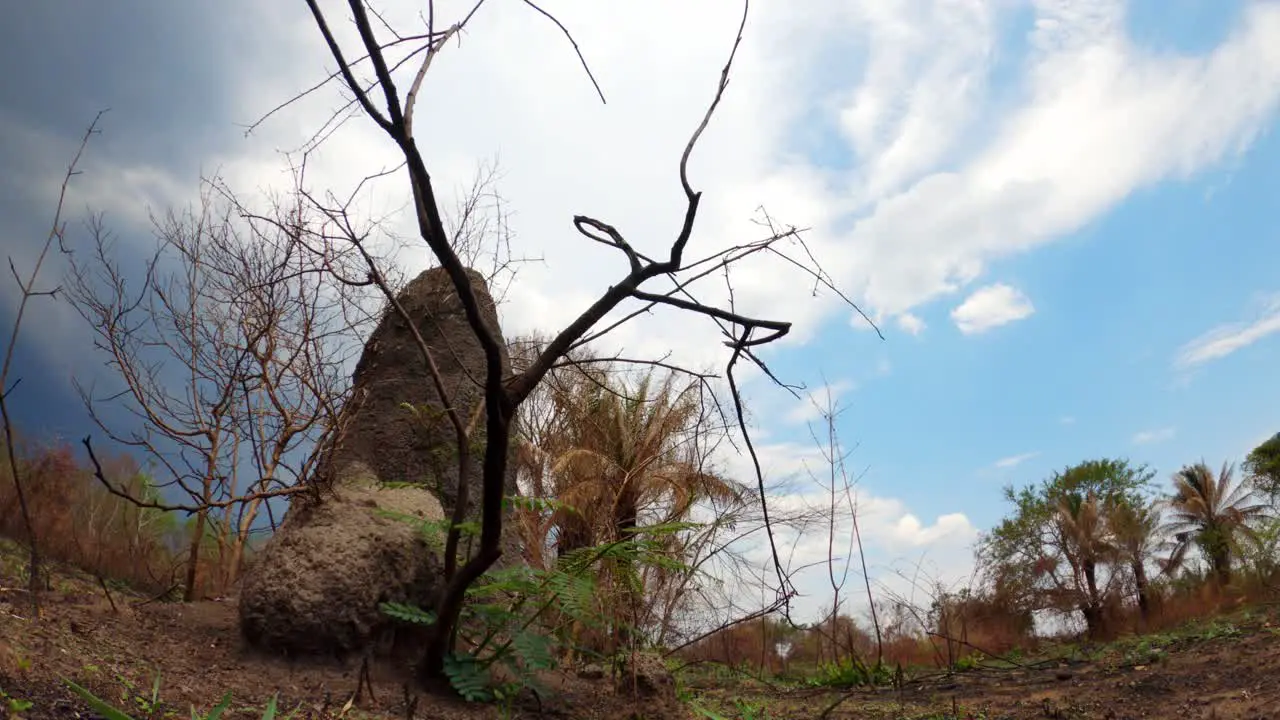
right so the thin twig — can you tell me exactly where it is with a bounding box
[0,109,107,616]
[83,436,309,515]
[96,575,119,614]
[520,0,607,104]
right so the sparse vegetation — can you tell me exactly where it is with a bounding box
[66,182,366,601]
[0,2,1277,720]
[0,437,187,595]
[977,459,1159,638]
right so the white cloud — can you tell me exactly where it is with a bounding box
[897,312,926,336]
[713,437,978,619]
[1060,415,1076,425]
[843,0,1280,318]
[9,0,1280,619]
[886,511,976,548]
[773,492,976,556]
[17,0,1277,377]
[1132,427,1176,445]
[758,487,979,618]
[837,1,996,202]
[1176,294,1280,369]
[994,451,1039,469]
[717,439,827,491]
[951,283,1036,334]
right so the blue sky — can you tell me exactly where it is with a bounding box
[772,130,1280,531]
[1,0,1279,618]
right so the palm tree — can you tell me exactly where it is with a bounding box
[1166,461,1270,586]
[1055,491,1114,636]
[550,370,740,549]
[537,367,744,650]
[1105,498,1162,620]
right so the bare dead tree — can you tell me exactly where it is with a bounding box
[805,387,884,666]
[274,0,874,682]
[0,111,106,615]
[68,179,367,600]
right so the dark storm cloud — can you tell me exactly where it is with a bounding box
[0,0,281,308]
[1,334,86,440]
[0,0,297,442]
[0,1,261,173]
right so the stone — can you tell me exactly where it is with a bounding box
[614,652,684,720]
[238,462,444,656]
[616,652,677,699]
[326,266,513,510]
[238,267,514,657]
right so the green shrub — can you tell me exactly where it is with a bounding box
[380,517,699,703]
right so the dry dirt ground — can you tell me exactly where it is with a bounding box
[686,606,1280,720]
[0,543,684,720]
[2,545,1278,720]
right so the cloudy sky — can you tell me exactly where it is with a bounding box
[3,0,1279,619]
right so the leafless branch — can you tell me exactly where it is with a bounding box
[0,109,106,614]
[66,177,363,599]
[279,0,880,680]
[519,0,607,104]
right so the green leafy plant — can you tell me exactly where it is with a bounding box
[380,518,699,703]
[731,698,774,720]
[381,602,437,626]
[1,687,34,715]
[690,702,733,720]
[1119,637,1168,666]
[808,656,894,688]
[63,677,291,720]
[689,698,775,720]
[131,673,161,717]
[442,653,494,703]
[1200,620,1242,641]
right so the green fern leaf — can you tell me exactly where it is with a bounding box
[512,630,555,671]
[380,602,438,626]
[444,653,493,702]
